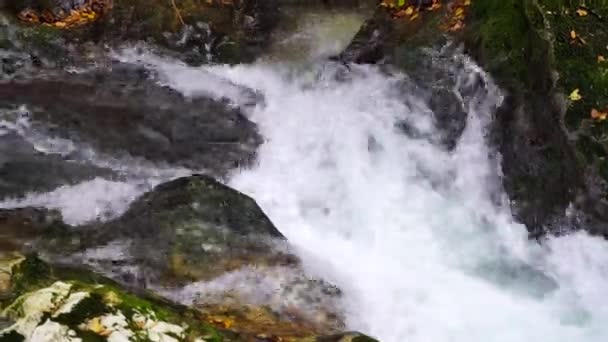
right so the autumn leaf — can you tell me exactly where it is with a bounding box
[598,55,606,63]
[405,6,414,16]
[569,88,583,101]
[591,108,608,121]
[570,30,578,40]
[576,8,589,16]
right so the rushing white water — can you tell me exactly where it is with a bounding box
[3,18,608,341]
[113,50,608,341]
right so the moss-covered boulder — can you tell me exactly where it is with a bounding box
[462,0,608,235]
[0,255,380,342]
[94,175,294,284]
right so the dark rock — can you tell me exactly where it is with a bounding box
[0,132,112,199]
[104,175,290,283]
[462,0,594,235]
[50,175,294,286]
[0,63,262,175]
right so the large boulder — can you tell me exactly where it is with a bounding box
[0,63,262,175]
[94,175,294,283]
[463,0,608,236]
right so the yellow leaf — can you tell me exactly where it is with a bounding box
[410,12,420,21]
[405,6,414,16]
[569,88,583,101]
[464,0,471,5]
[576,8,588,16]
[570,30,577,39]
[598,55,606,63]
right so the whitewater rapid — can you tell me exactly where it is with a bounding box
[128,54,608,341]
[2,44,608,342]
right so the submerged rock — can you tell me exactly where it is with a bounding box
[0,64,262,175]
[0,255,380,341]
[0,132,113,199]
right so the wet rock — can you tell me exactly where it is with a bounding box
[0,255,379,341]
[0,63,262,175]
[0,207,71,253]
[462,0,605,235]
[36,175,295,288]
[0,132,113,199]
[94,175,292,284]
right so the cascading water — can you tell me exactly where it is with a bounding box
[119,50,608,341]
[2,13,608,341]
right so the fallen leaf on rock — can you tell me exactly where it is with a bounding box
[569,89,583,101]
[591,108,608,121]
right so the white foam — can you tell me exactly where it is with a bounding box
[0,178,148,225]
[135,55,608,341]
[5,40,608,341]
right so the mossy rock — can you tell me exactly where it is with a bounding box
[0,255,379,342]
[463,0,608,235]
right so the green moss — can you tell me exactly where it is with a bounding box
[53,293,109,327]
[468,0,549,90]
[9,254,51,297]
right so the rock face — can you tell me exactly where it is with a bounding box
[0,254,380,341]
[463,0,608,236]
[0,64,262,175]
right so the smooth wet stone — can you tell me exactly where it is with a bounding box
[0,132,113,199]
[0,64,262,175]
